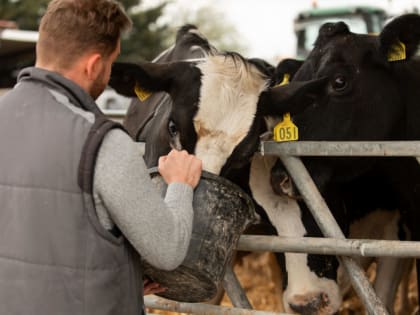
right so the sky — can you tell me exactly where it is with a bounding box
[141,0,419,63]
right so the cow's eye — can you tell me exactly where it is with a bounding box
[168,120,178,137]
[332,75,347,91]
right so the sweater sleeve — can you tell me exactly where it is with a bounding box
[93,128,194,270]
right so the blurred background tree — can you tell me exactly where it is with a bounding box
[0,0,171,61]
[162,4,248,55]
[0,0,247,62]
[122,1,171,62]
[0,0,47,30]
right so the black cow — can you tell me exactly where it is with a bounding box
[261,14,420,315]
[251,58,413,315]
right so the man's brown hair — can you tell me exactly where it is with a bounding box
[37,0,132,70]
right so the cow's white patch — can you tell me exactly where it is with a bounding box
[250,155,305,236]
[194,55,269,174]
[249,154,341,314]
[283,252,342,314]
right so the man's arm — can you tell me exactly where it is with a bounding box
[93,129,200,270]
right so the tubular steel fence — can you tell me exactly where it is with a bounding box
[255,140,420,315]
[145,141,420,315]
[106,109,420,315]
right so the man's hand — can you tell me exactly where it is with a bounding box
[143,278,166,296]
[158,149,202,188]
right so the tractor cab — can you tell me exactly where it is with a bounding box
[294,6,387,59]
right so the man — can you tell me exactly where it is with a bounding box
[0,1,202,314]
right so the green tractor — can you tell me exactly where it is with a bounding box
[294,6,387,59]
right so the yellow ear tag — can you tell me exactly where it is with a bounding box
[273,112,299,142]
[387,40,406,62]
[272,73,299,142]
[273,73,290,88]
[134,83,152,102]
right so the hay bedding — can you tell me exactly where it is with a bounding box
[147,252,419,315]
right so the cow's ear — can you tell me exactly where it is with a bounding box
[314,22,350,47]
[109,61,178,97]
[379,14,420,61]
[273,58,304,85]
[258,77,327,116]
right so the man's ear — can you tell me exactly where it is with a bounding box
[85,53,103,81]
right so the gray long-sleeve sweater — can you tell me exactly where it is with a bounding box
[93,129,194,271]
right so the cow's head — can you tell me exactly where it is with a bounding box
[110,54,326,177]
[287,13,420,187]
[294,13,420,141]
[262,14,420,315]
[118,25,217,139]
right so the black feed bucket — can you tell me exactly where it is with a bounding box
[143,168,258,302]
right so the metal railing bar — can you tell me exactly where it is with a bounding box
[260,140,420,157]
[144,296,292,315]
[237,235,420,258]
[280,155,388,315]
[223,265,253,309]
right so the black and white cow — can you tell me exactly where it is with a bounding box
[109,25,325,178]
[255,13,420,314]
[109,24,332,311]
[249,59,344,314]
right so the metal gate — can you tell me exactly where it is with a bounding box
[144,140,420,315]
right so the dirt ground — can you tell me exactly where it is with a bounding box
[147,252,419,315]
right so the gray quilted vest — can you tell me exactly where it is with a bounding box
[0,67,142,315]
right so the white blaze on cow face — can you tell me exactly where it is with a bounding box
[193,55,269,174]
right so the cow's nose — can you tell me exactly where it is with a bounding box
[289,292,332,315]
